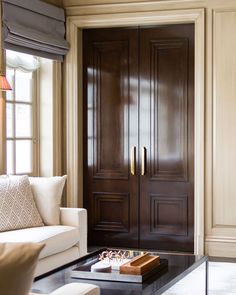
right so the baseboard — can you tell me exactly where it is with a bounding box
[209,256,236,263]
[205,240,236,258]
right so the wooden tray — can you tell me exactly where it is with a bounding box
[120,253,160,275]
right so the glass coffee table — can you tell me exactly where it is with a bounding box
[32,248,208,294]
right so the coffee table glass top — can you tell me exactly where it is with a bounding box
[32,248,208,295]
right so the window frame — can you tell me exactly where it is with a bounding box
[1,54,62,178]
[6,67,40,176]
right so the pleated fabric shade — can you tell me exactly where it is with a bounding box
[2,0,70,61]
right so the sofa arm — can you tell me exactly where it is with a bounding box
[60,208,87,256]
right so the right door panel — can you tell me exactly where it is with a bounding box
[139,25,194,251]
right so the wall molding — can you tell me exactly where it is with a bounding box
[204,8,236,251]
[64,7,205,255]
[64,0,205,16]
[64,0,201,6]
[206,236,236,243]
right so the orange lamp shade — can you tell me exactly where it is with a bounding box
[0,75,12,91]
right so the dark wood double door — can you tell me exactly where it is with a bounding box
[83,24,194,252]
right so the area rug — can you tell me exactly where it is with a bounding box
[164,262,236,294]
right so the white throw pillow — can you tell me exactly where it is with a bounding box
[0,175,44,232]
[29,176,67,225]
[0,242,44,295]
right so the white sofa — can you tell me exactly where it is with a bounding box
[0,207,87,277]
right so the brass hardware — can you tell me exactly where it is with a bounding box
[131,146,136,175]
[141,147,146,176]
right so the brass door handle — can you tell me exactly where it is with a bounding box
[131,146,136,175]
[141,147,146,176]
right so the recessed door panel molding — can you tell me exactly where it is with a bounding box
[92,41,129,180]
[150,38,188,181]
[84,28,139,248]
[150,194,188,236]
[93,192,130,232]
[139,25,194,251]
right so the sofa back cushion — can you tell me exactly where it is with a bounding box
[0,175,44,232]
[29,175,67,225]
[0,242,44,295]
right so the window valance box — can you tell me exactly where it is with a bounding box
[2,0,70,61]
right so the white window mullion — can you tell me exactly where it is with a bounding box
[33,70,39,176]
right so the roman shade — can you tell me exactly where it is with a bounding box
[2,0,70,61]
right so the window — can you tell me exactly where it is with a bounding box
[6,51,39,175]
[4,50,61,177]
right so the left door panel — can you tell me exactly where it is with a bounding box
[83,28,139,247]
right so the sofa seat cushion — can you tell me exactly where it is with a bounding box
[0,226,79,259]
